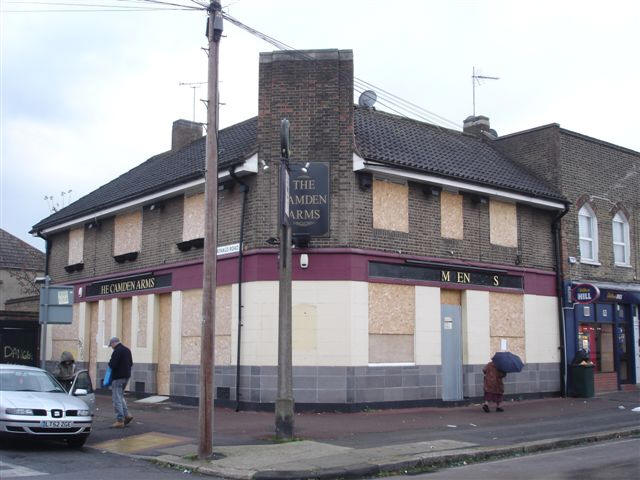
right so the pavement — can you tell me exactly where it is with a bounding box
[86,390,640,479]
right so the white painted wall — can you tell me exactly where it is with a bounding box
[462,290,491,364]
[415,286,441,365]
[524,294,560,363]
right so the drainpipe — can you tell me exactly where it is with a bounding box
[552,205,570,397]
[230,170,249,411]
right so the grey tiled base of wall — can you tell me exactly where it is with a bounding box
[170,363,560,406]
[97,362,157,394]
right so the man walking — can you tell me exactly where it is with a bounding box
[108,337,133,428]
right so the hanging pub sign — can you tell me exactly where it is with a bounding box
[571,283,600,304]
[289,162,330,236]
[85,272,172,297]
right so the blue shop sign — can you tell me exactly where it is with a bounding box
[571,284,600,304]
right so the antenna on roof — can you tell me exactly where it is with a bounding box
[179,81,207,122]
[358,90,377,109]
[472,67,499,116]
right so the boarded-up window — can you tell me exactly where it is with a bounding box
[215,285,232,365]
[68,227,84,264]
[440,191,463,239]
[114,211,142,255]
[372,179,409,232]
[489,199,517,247]
[183,193,205,241]
[489,292,525,360]
[369,283,414,363]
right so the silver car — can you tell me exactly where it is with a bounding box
[0,364,94,447]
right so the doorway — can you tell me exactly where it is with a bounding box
[441,289,463,401]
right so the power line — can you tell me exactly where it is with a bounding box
[221,12,462,131]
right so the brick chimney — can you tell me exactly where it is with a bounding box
[171,119,203,150]
[463,115,494,138]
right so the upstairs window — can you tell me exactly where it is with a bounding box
[612,211,630,266]
[578,204,598,263]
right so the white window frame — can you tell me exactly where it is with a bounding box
[578,204,599,264]
[612,211,631,266]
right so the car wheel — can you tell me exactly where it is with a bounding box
[67,435,88,448]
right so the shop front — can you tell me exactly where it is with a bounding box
[565,282,640,393]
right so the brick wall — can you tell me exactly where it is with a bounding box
[495,127,640,283]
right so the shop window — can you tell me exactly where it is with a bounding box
[578,204,598,263]
[372,179,409,232]
[440,191,463,240]
[489,199,517,247]
[578,324,614,372]
[612,211,630,266]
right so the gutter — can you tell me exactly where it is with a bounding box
[551,205,570,397]
[229,169,249,411]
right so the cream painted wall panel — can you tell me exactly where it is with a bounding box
[462,290,490,364]
[183,193,205,241]
[68,227,84,265]
[96,300,112,362]
[170,291,182,365]
[133,295,159,364]
[489,200,518,247]
[113,210,142,255]
[349,282,369,366]
[415,286,441,365]
[77,302,89,362]
[440,191,464,239]
[524,295,560,363]
[238,282,278,366]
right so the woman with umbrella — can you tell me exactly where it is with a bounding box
[482,361,506,412]
[482,351,524,413]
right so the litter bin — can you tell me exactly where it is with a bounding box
[570,364,595,398]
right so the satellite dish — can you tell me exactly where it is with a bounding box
[358,90,377,108]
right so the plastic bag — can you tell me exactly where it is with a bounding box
[102,367,112,387]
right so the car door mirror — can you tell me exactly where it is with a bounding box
[74,388,88,396]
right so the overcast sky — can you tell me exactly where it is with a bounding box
[2,0,639,251]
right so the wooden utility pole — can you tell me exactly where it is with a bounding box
[275,119,294,440]
[198,1,222,460]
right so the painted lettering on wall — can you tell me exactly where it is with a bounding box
[4,346,33,361]
[86,273,171,297]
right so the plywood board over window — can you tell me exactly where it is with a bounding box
[68,227,84,264]
[489,199,518,247]
[183,193,205,241]
[369,283,414,363]
[440,191,463,239]
[489,292,525,361]
[215,285,232,365]
[372,179,409,232]
[114,210,142,255]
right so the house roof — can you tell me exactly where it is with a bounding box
[33,107,565,232]
[353,106,565,201]
[0,229,45,270]
[31,117,258,232]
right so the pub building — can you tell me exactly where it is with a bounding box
[31,49,634,409]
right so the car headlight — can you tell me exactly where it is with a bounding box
[5,408,35,415]
[77,409,90,416]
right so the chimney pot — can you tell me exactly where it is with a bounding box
[463,115,492,137]
[172,119,203,150]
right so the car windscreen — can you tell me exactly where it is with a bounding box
[0,369,66,393]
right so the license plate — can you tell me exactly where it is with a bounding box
[40,420,73,428]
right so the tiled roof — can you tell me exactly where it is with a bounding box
[0,228,45,270]
[31,117,258,232]
[354,106,565,201]
[33,107,565,232]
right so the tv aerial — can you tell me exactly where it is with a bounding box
[358,90,377,109]
[472,67,499,116]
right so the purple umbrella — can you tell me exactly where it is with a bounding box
[492,352,524,373]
